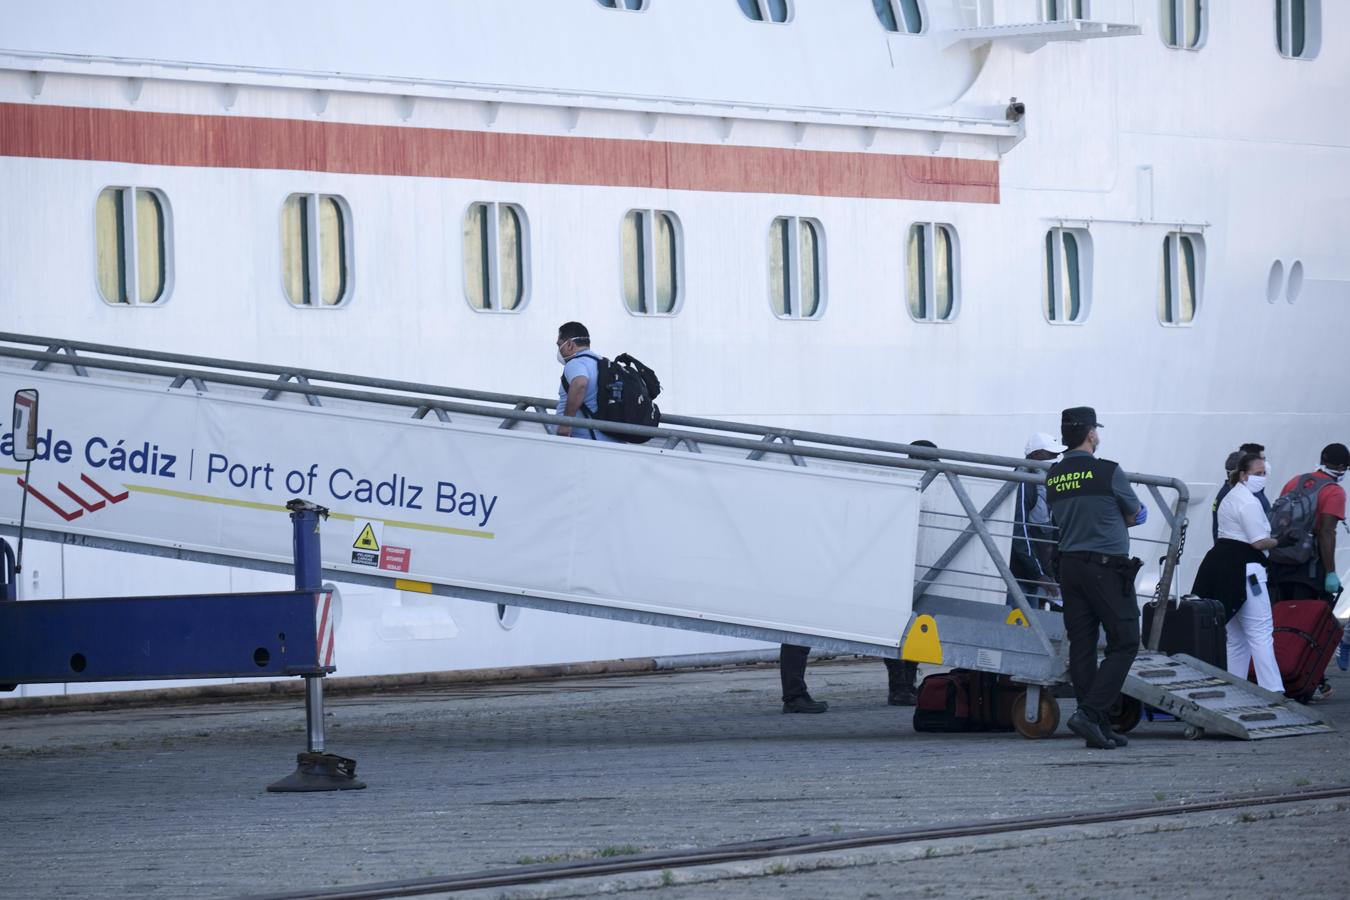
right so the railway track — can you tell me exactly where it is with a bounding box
[245,784,1350,900]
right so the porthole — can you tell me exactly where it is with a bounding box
[496,603,521,630]
[1266,260,1284,304]
[1286,260,1304,304]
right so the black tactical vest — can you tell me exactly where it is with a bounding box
[1045,455,1118,509]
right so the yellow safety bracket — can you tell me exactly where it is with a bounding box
[1006,609,1029,628]
[900,614,943,665]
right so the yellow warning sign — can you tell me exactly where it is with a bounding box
[353,522,381,552]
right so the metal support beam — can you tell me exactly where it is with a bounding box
[0,589,323,683]
[746,433,805,466]
[169,374,208,392]
[1146,509,1189,652]
[413,405,451,422]
[31,342,88,377]
[0,538,13,603]
[914,480,1017,600]
[942,473,1057,661]
[269,500,364,792]
[1147,484,1176,529]
[304,675,326,754]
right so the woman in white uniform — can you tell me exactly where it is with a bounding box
[1192,453,1283,691]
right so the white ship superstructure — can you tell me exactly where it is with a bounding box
[1,0,1347,695]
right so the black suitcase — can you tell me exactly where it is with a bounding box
[1140,595,1226,668]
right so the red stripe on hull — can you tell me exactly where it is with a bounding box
[0,102,999,203]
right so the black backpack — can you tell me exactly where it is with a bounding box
[1267,473,1336,566]
[563,352,661,443]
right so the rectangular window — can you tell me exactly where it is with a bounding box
[1159,232,1202,325]
[798,219,819,318]
[1161,0,1205,49]
[739,0,791,23]
[282,193,351,307]
[1043,227,1091,324]
[463,202,527,312]
[907,223,959,322]
[770,218,789,317]
[622,210,681,315]
[1276,0,1320,59]
[96,187,170,306]
[907,223,926,319]
[769,217,824,320]
[1043,0,1086,21]
[873,0,923,33]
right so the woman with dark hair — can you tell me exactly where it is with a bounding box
[1191,453,1283,691]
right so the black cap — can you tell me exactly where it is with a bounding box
[1061,406,1102,429]
[1323,443,1350,467]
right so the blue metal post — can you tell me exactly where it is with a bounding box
[1,538,15,602]
[1,537,13,690]
[269,499,364,791]
[288,500,327,754]
[290,501,324,595]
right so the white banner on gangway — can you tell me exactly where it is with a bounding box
[0,369,921,648]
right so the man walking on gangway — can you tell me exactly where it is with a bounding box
[555,321,618,443]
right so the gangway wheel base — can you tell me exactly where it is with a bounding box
[267,752,367,792]
[1012,689,1060,739]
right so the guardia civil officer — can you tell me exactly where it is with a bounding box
[1045,407,1147,750]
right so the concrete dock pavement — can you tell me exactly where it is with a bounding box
[1,657,1347,899]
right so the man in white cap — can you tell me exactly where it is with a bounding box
[1008,432,1066,610]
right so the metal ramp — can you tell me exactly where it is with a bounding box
[0,330,1190,667]
[1124,651,1335,741]
[0,332,1336,744]
[0,330,1215,745]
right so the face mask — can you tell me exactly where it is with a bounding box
[556,348,566,365]
[1245,474,1267,494]
[1322,466,1348,483]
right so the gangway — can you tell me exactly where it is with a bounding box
[0,332,1334,741]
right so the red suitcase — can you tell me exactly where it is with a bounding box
[1254,600,1345,702]
[913,670,1017,733]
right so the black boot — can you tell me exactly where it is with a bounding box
[1067,708,1117,749]
[783,695,829,714]
[887,686,918,706]
[886,660,918,706]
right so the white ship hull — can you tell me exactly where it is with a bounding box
[2,0,1347,696]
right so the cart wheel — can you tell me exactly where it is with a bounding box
[1107,695,1143,734]
[1182,725,1204,741]
[1012,689,1061,739]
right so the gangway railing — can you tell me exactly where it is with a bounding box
[0,331,1193,640]
[0,332,1194,733]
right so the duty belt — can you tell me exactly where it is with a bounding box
[1060,550,1131,567]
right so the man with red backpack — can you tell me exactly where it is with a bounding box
[1270,443,1347,602]
[1267,442,1348,699]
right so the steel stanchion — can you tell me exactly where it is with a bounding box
[268,500,366,792]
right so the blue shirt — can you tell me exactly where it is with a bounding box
[556,351,618,442]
